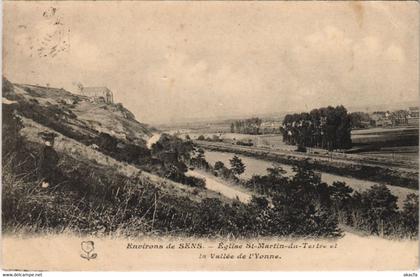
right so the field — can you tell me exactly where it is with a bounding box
[351,127,419,164]
[351,127,419,146]
[171,124,419,167]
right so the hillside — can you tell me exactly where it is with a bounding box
[2,77,234,200]
[2,77,245,237]
[8,81,152,145]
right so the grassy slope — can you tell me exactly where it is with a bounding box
[3,80,238,236]
[13,84,152,144]
[9,81,230,203]
[19,116,227,203]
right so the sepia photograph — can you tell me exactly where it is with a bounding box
[1,0,419,271]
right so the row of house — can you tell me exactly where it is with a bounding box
[260,121,282,134]
[371,107,419,127]
[408,106,419,126]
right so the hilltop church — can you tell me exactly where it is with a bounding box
[78,85,114,104]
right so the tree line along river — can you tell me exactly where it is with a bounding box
[199,150,417,209]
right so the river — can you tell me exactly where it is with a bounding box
[203,150,417,208]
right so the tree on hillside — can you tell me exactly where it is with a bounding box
[329,181,353,207]
[401,193,419,237]
[150,134,195,178]
[214,161,225,171]
[268,164,341,237]
[266,166,286,178]
[190,147,209,169]
[352,184,398,235]
[229,155,245,176]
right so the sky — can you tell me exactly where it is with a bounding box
[3,1,419,124]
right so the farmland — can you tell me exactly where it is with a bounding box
[352,127,419,146]
[172,124,419,166]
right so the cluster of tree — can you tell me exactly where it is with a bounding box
[210,155,246,181]
[230,118,262,135]
[349,112,372,129]
[192,161,340,237]
[82,132,205,188]
[332,183,418,237]
[189,148,246,182]
[95,132,151,165]
[189,148,210,170]
[389,110,410,126]
[145,134,206,188]
[281,105,352,150]
[244,163,418,238]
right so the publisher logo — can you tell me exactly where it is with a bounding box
[80,240,97,261]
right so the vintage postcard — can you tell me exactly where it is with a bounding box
[1,1,419,271]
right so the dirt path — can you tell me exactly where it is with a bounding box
[187,170,253,203]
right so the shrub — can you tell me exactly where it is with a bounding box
[229,155,245,176]
[401,193,419,238]
[214,161,225,171]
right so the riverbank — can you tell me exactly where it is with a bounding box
[196,141,418,190]
[203,150,417,208]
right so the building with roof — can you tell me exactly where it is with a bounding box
[409,107,419,118]
[371,111,392,127]
[408,106,419,126]
[79,86,114,104]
